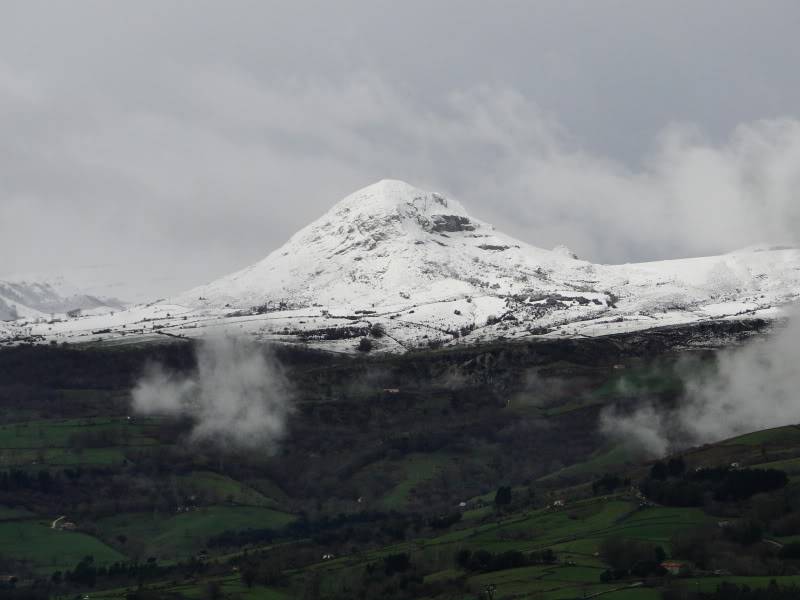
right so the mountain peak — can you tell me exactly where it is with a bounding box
[328,179,467,221]
[174,180,553,309]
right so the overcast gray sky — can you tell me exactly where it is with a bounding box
[2,1,800,300]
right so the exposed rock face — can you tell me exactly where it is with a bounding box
[429,215,476,233]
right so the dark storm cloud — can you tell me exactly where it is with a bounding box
[2,1,800,299]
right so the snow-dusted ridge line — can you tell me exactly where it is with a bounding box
[0,276,124,323]
[3,179,800,352]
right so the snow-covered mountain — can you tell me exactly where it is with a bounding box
[4,180,800,351]
[0,276,125,322]
[177,179,598,310]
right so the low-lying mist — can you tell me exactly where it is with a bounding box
[601,310,800,456]
[131,336,292,450]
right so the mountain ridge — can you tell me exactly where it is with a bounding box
[3,179,800,352]
[0,276,125,322]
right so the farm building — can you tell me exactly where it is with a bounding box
[661,560,688,575]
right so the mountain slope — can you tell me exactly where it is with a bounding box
[0,277,125,322]
[5,180,800,351]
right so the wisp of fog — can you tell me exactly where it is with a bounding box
[131,336,292,450]
[601,310,800,456]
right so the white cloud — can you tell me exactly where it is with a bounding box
[601,311,800,457]
[132,336,292,450]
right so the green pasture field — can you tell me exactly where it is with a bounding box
[721,426,800,447]
[177,471,279,508]
[95,506,296,560]
[0,417,158,449]
[0,519,125,572]
[538,444,634,484]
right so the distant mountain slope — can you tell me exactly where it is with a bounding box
[4,180,800,350]
[0,276,125,322]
